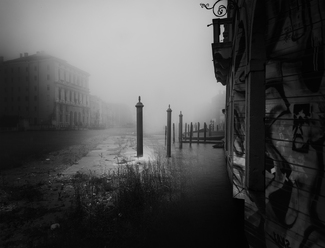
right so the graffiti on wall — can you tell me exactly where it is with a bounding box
[228,0,325,247]
[232,17,248,199]
[263,0,324,247]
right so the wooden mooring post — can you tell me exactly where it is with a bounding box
[167,105,172,157]
[165,126,167,146]
[179,111,183,149]
[135,96,144,157]
[204,122,207,143]
[190,122,193,147]
[188,123,190,138]
[173,123,175,144]
[197,122,200,144]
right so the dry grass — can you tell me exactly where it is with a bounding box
[27,150,188,248]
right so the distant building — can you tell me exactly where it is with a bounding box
[0,52,90,129]
[89,95,101,128]
[110,103,133,127]
[101,101,113,128]
[89,95,113,128]
[211,90,226,130]
[89,96,134,129]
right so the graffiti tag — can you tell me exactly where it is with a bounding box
[270,232,291,248]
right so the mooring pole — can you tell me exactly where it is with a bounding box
[167,105,172,157]
[179,111,183,149]
[185,122,187,141]
[165,126,167,146]
[173,123,175,144]
[197,122,200,144]
[135,96,144,157]
[204,122,207,143]
[188,123,190,138]
[190,122,193,147]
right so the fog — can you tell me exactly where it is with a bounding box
[0,0,226,133]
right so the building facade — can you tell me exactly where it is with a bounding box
[89,95,114,128]
[206,0,325,247]
[90,95,102,128]
[0,52,90,129]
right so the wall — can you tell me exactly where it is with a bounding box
[224,0,325,247]
[262,1,325,247]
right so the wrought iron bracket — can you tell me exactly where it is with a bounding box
[200,0,239,18]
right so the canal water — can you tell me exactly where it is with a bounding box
[143,135,249,248]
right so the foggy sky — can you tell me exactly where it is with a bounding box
[0,0,225,133]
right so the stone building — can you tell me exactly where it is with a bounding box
[89,95,101,128]
[89,95,113,128]
[0,52,90,129]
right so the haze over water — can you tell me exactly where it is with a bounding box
[0,0,225,133]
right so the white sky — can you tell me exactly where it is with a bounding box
[0,0,225,132]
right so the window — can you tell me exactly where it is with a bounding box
[17,97,20,102]
[47,85,50,90]
[26,76,29,82]
[34,76,37,81]
[4,97,7,102]
[34,66,37,71]
[18,106,20,111]
[25,96,29,101]
[34,86,37,91]
[34,96,37,101]
[34,106,37,111]
[26,106,29,111]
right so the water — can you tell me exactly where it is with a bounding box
[143,136,246,247]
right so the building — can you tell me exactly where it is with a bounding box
[89,95,113,129]
[0,52,90,129]
[90,95,102,128]
[89,97,133,128]
[211,90,226,130]
[205,0,325,247]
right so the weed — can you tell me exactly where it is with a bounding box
[32,148,186,247]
